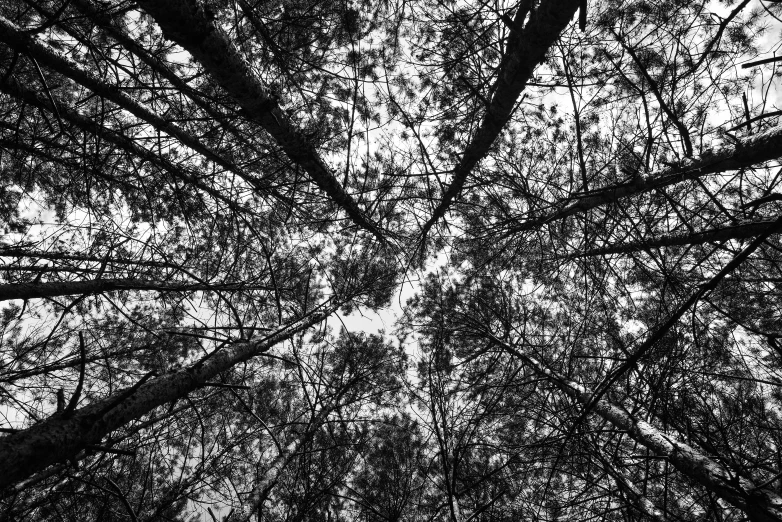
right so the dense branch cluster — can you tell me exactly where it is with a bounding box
[2,0,782,520]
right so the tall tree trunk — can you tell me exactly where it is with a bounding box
[0,278,273,301]
[565,219,779,258]
[134,0,384,241]
[419,0,581,241]
[509,122,782,236]
[0,301,341,490]
[0,15,245,178]
[0,10,286,203]
[488,334,782,522]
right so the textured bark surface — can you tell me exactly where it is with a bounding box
[419,0,581,240]
[493,336,782,522]
[599,459,667,521]
[570,219,779,258]
[43,0,290,202]
[0,302,339,490]
[510,123,782,235]
[135,0,384,241]
[0,279,273,301]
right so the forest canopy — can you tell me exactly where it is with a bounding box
[2,0,782,520]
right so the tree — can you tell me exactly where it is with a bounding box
[3,0,782,520]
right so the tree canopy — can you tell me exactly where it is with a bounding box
[2,0,782,520]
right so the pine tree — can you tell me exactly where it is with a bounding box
[3,0,782,520]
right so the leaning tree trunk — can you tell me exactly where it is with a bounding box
[0,301,341,490]
[566,219,780,258]
[0,79,245,214]
[489,334,782,522]
[419,0,581,240]
[0,12,285,202]
[0,15,244,178]
[510,122,782,236]
[134,0,383,241]
[0,278,273,301]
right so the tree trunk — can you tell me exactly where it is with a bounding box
[491,335,782,522]
[567,219,779,258]
[2,6,288,203]
[135,0,383,241]
[0,278,272,301]
[419,0,581,240]
[0,301,340,490]
[0,14,246,179]
[511,123,782,235]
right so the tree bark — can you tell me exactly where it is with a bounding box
[3,5,288,204]
[509,123,782,236]
[567,219,779,258]
[0,301,340,490]
[135,0,384,241]
[419,0,581,241]
[490,334,782,522]
[0,278,273,301]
